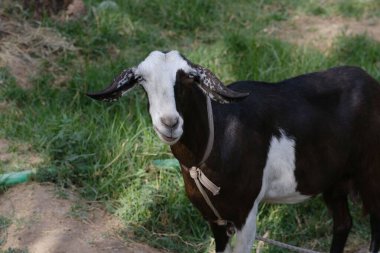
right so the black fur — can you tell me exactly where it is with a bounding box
[172,66,380,253]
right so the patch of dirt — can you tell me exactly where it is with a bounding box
[0,139,45,172]
[0,139,12,164]
[66,0,86,20]
[263,15,380,51]
[0,102,8,110]
[5,0,86,20]
[0,182,164,253]
[0,11,76,89]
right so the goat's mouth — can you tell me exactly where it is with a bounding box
[154,127,181,144]
[160,134,178,143]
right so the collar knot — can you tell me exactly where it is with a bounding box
[189,167,220,196]
[189,166,198,179]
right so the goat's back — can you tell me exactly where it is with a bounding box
[221,66,380,198]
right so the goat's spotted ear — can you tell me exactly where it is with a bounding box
[193,66,250,104]
[86,67,138,102]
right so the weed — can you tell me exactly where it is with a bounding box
[54,185,70,199]
[68,202,90,221]
[331,35,380,77]
[0,216,11,246]
[0,248,28,253]
[0,216,11,232]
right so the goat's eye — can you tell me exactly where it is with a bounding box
[137,76,144,82]
[188,73,195,79]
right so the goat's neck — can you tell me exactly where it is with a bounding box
[171,86,211,168]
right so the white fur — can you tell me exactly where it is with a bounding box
[136,51,192,144]
[231,129,309,253]
[262,130,310,204]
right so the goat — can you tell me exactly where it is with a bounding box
[87,50,380,253]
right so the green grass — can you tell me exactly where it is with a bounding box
[0,215,11,246]
[1,0,380,252]
[0,249,28,253]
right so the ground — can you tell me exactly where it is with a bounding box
[0,12,76,89]
[0,139,44,173]
[0,182,164,253]
[264,15,380,51]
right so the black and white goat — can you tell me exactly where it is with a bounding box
[87,50,380,253]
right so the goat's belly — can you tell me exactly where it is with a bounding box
[260,129,311,204]
[262,191,310,204]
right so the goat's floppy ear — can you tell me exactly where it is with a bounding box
[86,67,137,102]
[193,66,250,104]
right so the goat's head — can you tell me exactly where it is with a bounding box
[87,50,250,144]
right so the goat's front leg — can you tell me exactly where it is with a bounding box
[210,222,232,253]
[232,200,260,253]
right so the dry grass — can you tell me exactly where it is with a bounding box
[0,11,76,88]
[263,15,380,52]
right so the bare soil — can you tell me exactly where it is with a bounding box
[263,15,380,52]
[0,11,76,89]
[0,139,45,172]
[0,182,164,253]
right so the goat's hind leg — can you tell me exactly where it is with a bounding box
[323,191,352,253]
[370,214,380,253]
[362,194,380,252]
[357,155,380,252]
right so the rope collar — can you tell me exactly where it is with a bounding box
[200,95,214,165]
[181,96,236,235]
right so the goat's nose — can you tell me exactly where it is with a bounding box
[160,116,179,128]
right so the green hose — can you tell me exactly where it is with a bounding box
[152,159,180,169]
[0,170,33,186]
[0,160,178,187]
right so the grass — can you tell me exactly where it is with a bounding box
[0,216,11,245]
[68,202,90,220]
[0,249,28,253]
[1,0,380,252]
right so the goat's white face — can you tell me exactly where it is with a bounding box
[87,50,250,145]
[135,51,192,144]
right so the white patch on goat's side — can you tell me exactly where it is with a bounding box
[231,130,309,253]
[135,51,192,144]
[262,130,310,204]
